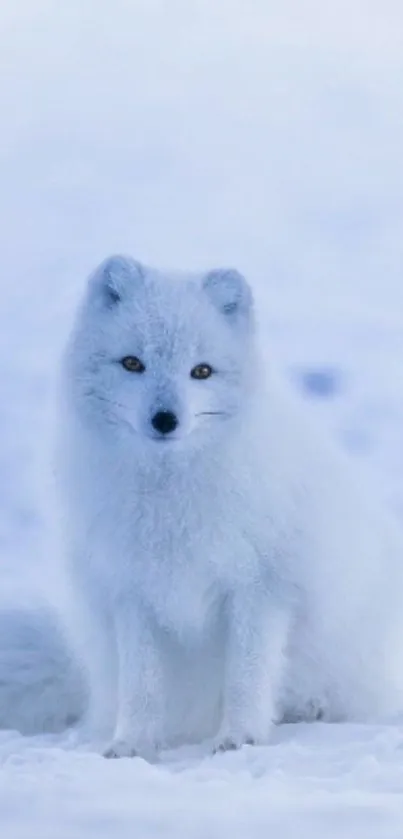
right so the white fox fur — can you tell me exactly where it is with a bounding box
[2,255,403,757]
[0,604,84,734]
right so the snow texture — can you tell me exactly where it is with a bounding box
[1,1,403,836]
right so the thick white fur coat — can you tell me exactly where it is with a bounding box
[1,256,403,756]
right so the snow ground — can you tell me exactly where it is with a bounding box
[1,1,403,836]
[1,724,403,839]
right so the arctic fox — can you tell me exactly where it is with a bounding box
[1,256,403,756]
[46,253,403,759]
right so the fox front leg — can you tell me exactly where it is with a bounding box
[104,600,164,761]
[214,591,289,752]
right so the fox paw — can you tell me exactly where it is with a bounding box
[104,739,138,759]
[212,735,255,754]
[104,737,159,762]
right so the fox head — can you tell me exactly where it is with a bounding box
[65,255,256,453]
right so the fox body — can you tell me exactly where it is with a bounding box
[51,255,403,758]
[1,256,403,756]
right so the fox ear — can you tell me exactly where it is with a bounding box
[202,268,253,321]
[88,255,145,306]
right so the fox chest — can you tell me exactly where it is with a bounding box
[93,489,264,632]
[132,522,230,634]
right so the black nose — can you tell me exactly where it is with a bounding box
[151,410,178,435]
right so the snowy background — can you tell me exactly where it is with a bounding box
[1,1,403,836]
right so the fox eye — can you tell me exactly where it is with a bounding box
[121,356,145,373]
[191,363,213,380]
